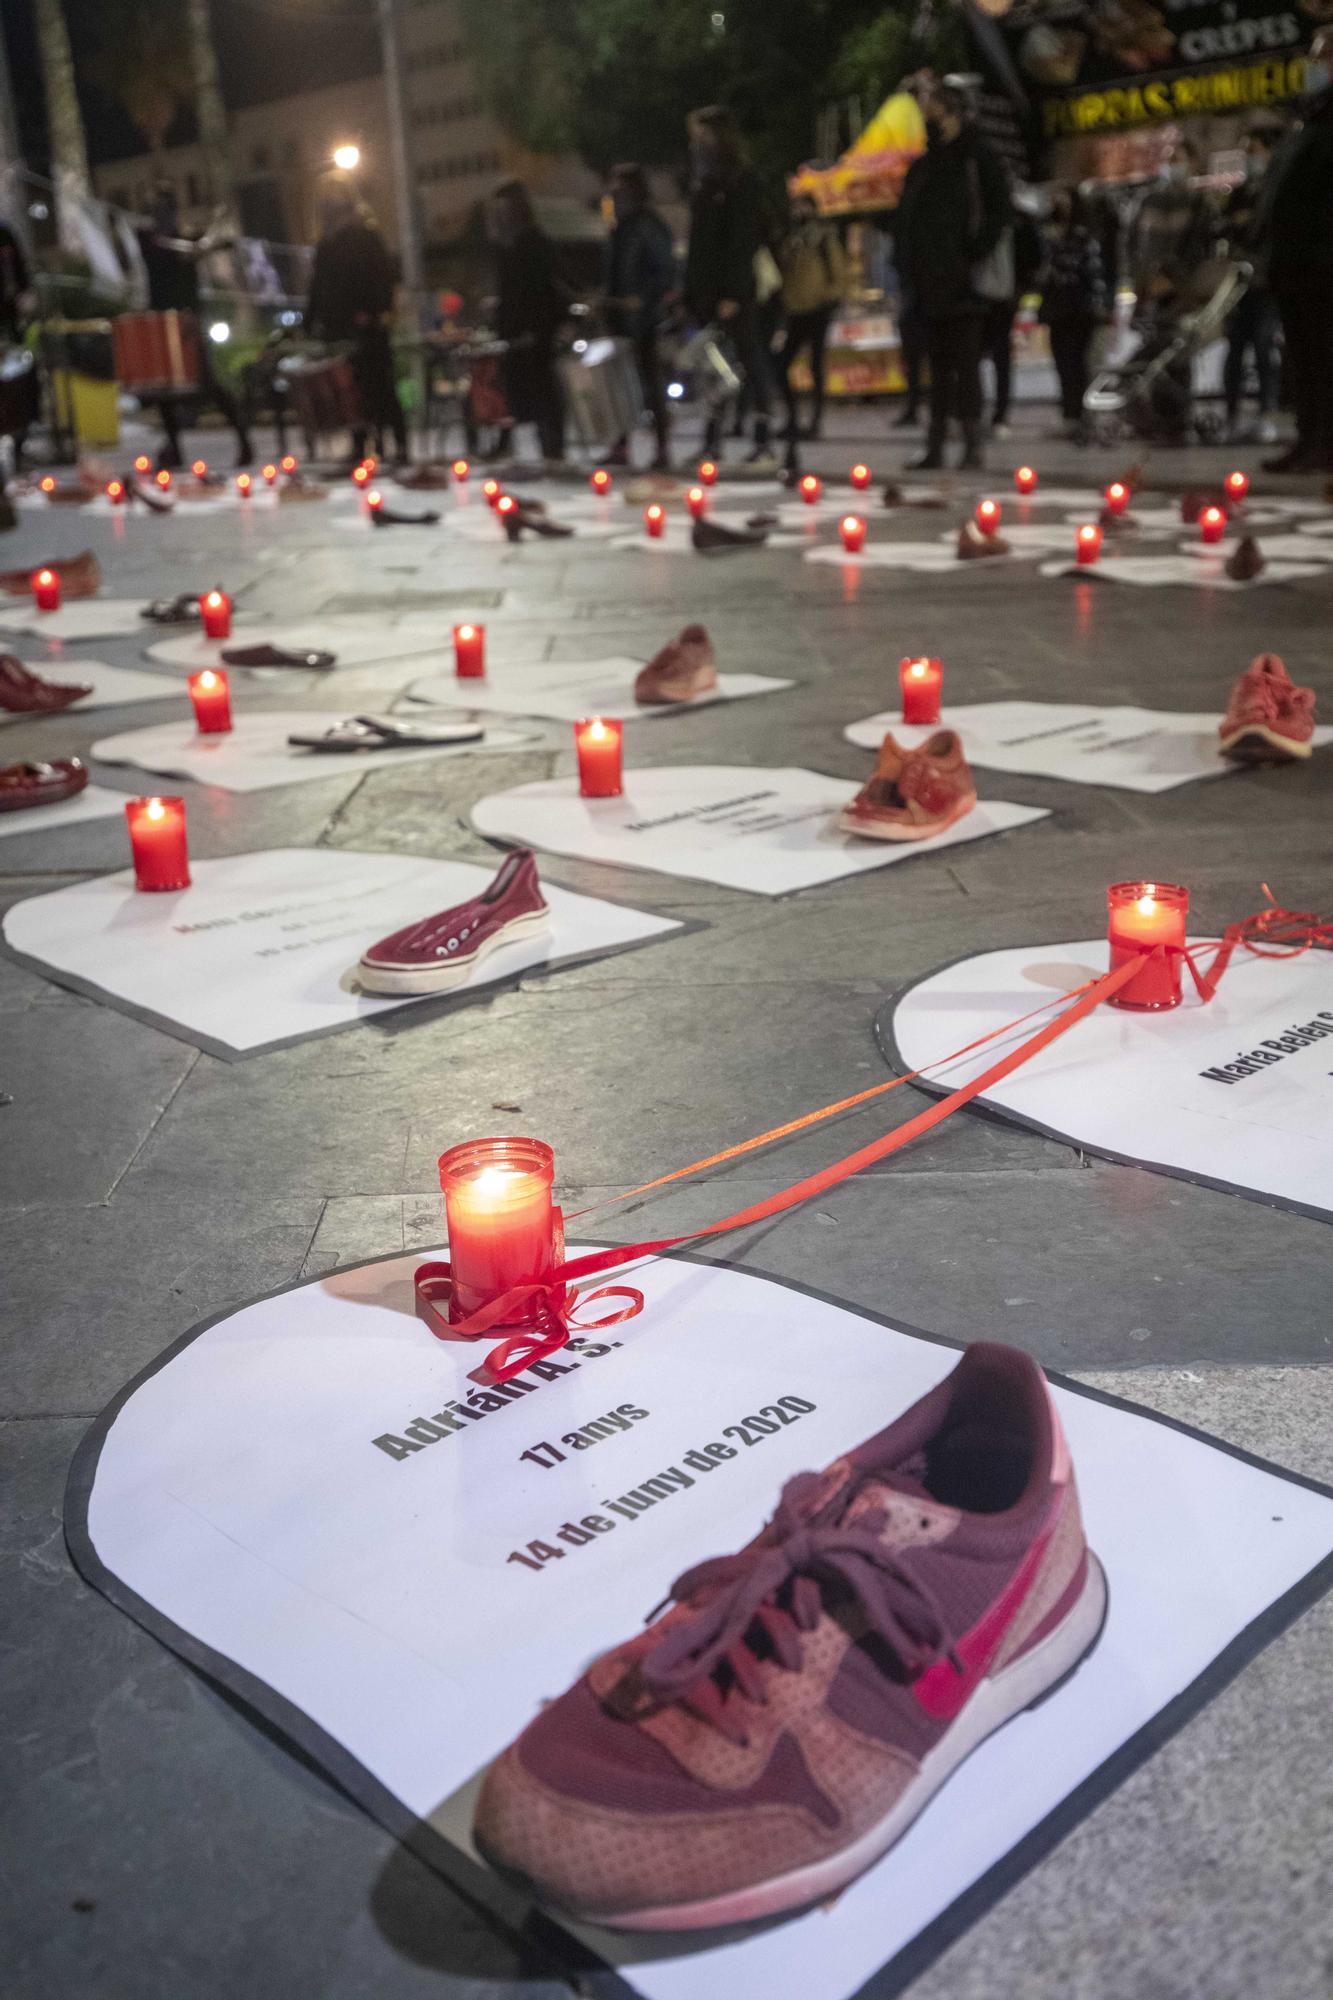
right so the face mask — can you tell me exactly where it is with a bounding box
[1307,59,1330,93]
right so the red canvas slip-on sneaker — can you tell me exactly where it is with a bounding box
[0,758,88,812]
[1218,653,1315,762]
[0,656,93,715]
[356,848,550,995]
[474,1344,1106,1931]
[634,625,719,705]
[839,731,977,843]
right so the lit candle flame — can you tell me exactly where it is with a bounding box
[147,798,166,821]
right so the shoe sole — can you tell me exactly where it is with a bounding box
[1218,724,1311,762]
[635,679,720,706]
[357,909,551,994]
[581,1551,1108,1932]
[838,794,978,842]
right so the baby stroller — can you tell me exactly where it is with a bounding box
[1084,257,1251,445]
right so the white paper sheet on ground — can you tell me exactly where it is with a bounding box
[405,658,792,724]
[1295,516,1333,537]
[91,712,536,792]
[145,620,440,672]
[934,521,1075,552]
[1180,532,1333,564]
[0,657,181,722]
[0,598,158,640]
[842,699,1333,793]
[472,764,1048,895]
[0,781,129,839]
[2,848,682,1054]
[69,1255,1333,2000]
[445,509,626,543]
[1038,554,1327,587]
[993,485,1104,509]
[890,940,1333,1218]
[1094,504,1295,533]
[807,542,1012,572]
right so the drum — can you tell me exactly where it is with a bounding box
[112,311,203,394]
[558,335,640,449]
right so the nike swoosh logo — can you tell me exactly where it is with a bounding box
[912,1513,1057,1721]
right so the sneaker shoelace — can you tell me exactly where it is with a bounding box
[637,1471,955,1743]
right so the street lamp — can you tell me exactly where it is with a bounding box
[332,143,361,172]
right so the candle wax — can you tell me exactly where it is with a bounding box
[441,1142,558,1322]
[1107,883,1187,1009]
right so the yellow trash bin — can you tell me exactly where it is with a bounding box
[45,320,120,449]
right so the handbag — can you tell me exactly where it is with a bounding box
[967,158,1015,302]
[753,244,783,303]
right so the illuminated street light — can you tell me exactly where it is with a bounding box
[208,321,230,344]
[332,144,361,172]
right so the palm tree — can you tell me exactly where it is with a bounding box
[91,2,194,176]
[183,0,238,230]
[33,0,93,255]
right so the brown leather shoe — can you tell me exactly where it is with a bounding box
[0,758,88,811]
[840,730,977,840]
[691,515,766,550]
[634,624,719,705]
[0,549,101,598]
[0,655,93,714]
[956,521,1010,560]
[1225,535,1266,581]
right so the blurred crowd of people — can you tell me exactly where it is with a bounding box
[118,23,1333,477]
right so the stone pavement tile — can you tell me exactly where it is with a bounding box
[1,1193,325,1415]
[0,1416,561,2000]
[0,990,195,1205]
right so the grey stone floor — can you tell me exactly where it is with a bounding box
[2,406,1331,2000]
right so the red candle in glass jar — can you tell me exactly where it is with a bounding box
[575,716,623,796]
[1104,481,1129,516]
[352,464,371,489]
[32,567,60,612]
[39,475,57,495]
[438,1136,559,1324]
[975,497,1001,535]
[155,468,173,492]
[1106,881,1187,1010]
[900,655,942,724]
[1014,465,1037,495]
[261,463,278,486]
[484,477,502,508]
[850,462,872,491]
[125,795,190,891]
[452,457,470,482]
[799,473,821,505]
[134,454,151,476]
[188,667,232,733]
[200,588,232,639]
[686,484,707,518]
[697,459,718,487]
[235,472,252,499]
[1225,469,1248,502]
[839,514,866,553]
[280,454,298,475]
[191,458,209,481]
[1200,505,1226,544]
[367,487,385,516]
[590,467,612,495]
[644,502,666,539]
[1076,522,1102,565]
[106,478,126,505]
[453,621,485,678]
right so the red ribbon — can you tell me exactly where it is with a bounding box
[414,896,1330,1384]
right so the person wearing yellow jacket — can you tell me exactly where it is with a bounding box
[779,196,847,441]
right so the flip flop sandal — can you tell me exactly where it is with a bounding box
[287,714,486,752]
[222,644,337,670]
[141,593,202,624]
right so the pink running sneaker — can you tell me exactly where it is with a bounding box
[357,849,549,994]
[634,624,719,704]
[473,1343,1106,1930]
[1218,652,1315,762]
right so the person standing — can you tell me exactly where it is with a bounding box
[137,185,252,468]
[894,80,1010,471]
[778,195,846,441]
[1221,126,1281,444]
[1038,186,1107,439]
[982,206,1041,437]
[1126,138,1215,442]
[602,164,676,470]
[685,103,776,465]
[1261,31,1333,472]
[489,179,568,468]
[306,186,408,466]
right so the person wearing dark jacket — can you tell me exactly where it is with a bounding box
[137,184,252,468]
[685,104,776,463]
[491,179,568,466]
[1261,31,1333,471]
[1221,126,1281,444]
[1038,186,1107,437]
[894,81,1010,470]
[306,187,407,465]
[602,163,676,469]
